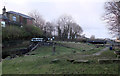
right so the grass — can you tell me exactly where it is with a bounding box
[2,42,119,74]
[58,41,96,50]
[58,41,105,55]
[0,62,2,75]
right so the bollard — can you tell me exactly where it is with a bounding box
[109,46,112,50]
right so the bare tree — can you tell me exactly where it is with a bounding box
[70,23,83,38]
[57,15,73,29]
[103,1,120,39]
[44,22,54,36]
[90,35,95,40]
[57,14,83,39]
[28,10,45,30]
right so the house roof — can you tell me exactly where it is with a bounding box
[7,11,34,20]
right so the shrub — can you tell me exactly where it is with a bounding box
[2,25,24,40]
[2,25,43,41]
[23,25,43,39]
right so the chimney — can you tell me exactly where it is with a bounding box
[2,6,6,15]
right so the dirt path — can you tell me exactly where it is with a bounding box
[92,47,109,56]
[79,47,109,57]
[58,43,109,56]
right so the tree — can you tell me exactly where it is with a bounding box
[90,35,95,40]
[57,14,73,39]
[103,1,120,39]
[69,23,83,39]
[28,10,45,30]
[57,14,83,39]
[57,26,61,39]
[44,22,54,37]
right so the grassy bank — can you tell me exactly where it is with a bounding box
[2,40,30,58]
[2,42,119,74]
[0,62,2,75]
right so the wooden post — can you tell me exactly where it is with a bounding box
[52,42,56,55]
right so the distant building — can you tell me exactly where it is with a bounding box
[0,6,34,27]
[115,37,120,43]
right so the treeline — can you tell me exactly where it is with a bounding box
[28,12,84,40]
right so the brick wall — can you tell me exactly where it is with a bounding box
[27,19,33,25]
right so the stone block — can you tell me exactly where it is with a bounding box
[51,59,60,63]
[67,59,75,62]
[98,59,120,64]
[73,60,89,64]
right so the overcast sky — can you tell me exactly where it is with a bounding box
[0,0,115,39]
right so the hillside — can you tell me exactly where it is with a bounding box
[2,42,119,74]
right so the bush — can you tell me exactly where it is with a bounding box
[2,25,24,40]
[23,25,43,39]
[2,25,43,41]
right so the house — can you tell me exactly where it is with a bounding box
[0,6,34,27]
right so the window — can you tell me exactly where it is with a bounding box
[13,16,16,21]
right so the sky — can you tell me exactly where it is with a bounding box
[0,0,116,39]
